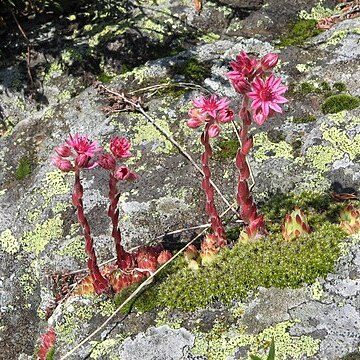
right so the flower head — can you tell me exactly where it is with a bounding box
[229,50,259,77]
[65,133,102,157]
[247,75,288,125]
[52,156,75,172]
[110,137,132,159]
[193,95,231,118]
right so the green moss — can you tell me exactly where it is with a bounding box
[292,115,316,124]
[321,94,360,114]
[278,19,323,47]
[15,156,32,180]
[173,58,210,83]
[332,82,346,92]
[215,138,239,160]
[261,191,344,232]
[133,221,344,311]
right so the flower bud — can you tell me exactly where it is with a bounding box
[157,250,172,265]
[97,153,116,170]
[114,166,139,181]
[54,145,73,158]
[75,154,90,168]
[52,156,74,172]
[208,123,220,138]
[217,108,234,123]
[261,53,279,70]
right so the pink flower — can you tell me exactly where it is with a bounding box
[114,166,138,181]
[260,53,279,70]
[110,137,132,159]
[65,133,102,157]
[229,50,259,77]
[187,108,209,128]
[217,108,234,123]
[247,75,288,125]
[193,95,231,118]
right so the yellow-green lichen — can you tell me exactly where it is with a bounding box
[306,145,342,172]
[299,1,335,21]
[88,24,128,48]
[57,236,87,261]
[19,261,40,297]
[306,119,360,172]
[90,337,122,360]
[131,114,174,155]
[121,66,149,84]
[56,299,95,345]
[0,229,20,255]
[21,216,63,254]
[40,170,70,207]
[198,33,221,43]
[320,27,360,48]
[310,280,323,300]
[44,61,63,81]
[192,320,319,360]
[253,133,293,162]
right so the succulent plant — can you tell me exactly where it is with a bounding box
[200,234,221,266]
[339,204,360,235]
[282,207,311,241]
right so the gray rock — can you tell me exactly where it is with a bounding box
[119,325,194,360]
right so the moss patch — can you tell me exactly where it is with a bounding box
[321,94,360,114]
[172,58,210,83]
[278,19,323,47]
[291,114,316,124]
[215,137,239,160]
[15,156,32,180]
[132,224,344,311]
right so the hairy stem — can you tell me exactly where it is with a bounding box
[201,124,226,244]
[108,173,134,270]
[73,169,109,294]
[236,97,265,232]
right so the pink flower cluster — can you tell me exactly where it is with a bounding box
[187,95,234,138]
[52,134,137,181]
[97,136,138,181]
[52,133,101,171]
[227,51,288,125]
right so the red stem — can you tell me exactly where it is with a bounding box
[73,169,110,294]
[236,97,265,232]
[201,124,226,244]
[108,173,134,270]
